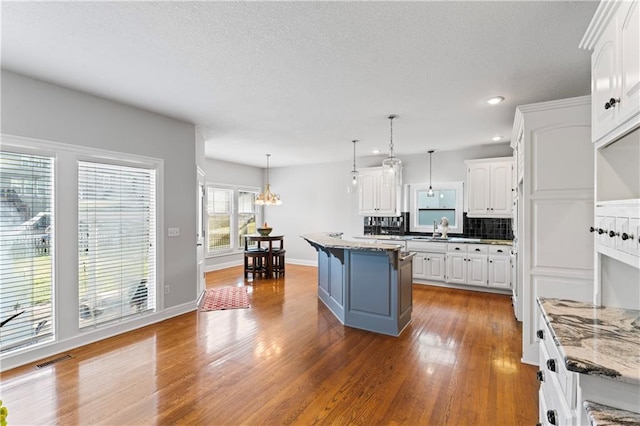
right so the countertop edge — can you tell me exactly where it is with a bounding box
[537,297,640,386]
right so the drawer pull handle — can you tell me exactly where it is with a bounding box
[536,370,544,382]
[621,232,630,241]
[547,409,558,425]
[536,329,544,340]
[597,228,605,235]
[475,248,481,252]
[604,97,620,110]
[546,359,557,372]
[455,247,460,251]
[497,249,503,253]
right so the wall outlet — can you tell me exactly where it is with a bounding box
[164,285,170,295]
[168,227,180,237]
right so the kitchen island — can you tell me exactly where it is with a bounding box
[301,233,415,336]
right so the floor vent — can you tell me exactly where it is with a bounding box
[35,354,73,369]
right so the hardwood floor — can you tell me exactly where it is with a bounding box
[1,264,538,425]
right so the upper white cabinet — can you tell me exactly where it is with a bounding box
[358,167,401,216]
[580,0,640,144]
[465,157,513,217]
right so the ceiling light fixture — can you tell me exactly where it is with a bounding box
[348,139,359,194]
[486,96,505,105]
[427,150,435,197]
[255,154,282,205]
[381,114,402,187]
[492,135,503,141]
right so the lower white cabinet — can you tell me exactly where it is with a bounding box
[445,244,489,288]
[488,246,511,289]
[413,252,446,282]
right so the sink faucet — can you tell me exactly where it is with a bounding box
[433,220,439,238]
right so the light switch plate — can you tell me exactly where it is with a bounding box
[168,227,180,237]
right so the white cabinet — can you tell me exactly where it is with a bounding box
[465,157,513,217]
[358,167,401,216]
[511,96,594,365]
[408,241,447,282]
[488,246,511,289]
[445,244,488,287]
[593,201,640,269]
[581,0,640,144]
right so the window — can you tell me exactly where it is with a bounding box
[0,150,54,353]
[78,161,156,328]
[207,186,260,254]
[208,187,233,253]
[409,182,464,233]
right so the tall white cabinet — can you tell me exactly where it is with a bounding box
[511,96,595,365]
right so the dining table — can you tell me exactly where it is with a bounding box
[244,235,284,278]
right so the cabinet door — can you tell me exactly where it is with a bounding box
[426,252,446,282]
[446,253,467,284]
[488,255,511,289]
[629,218,640,257]
[466,254,488,287]
[358,172,378,215]
[377,176,398,215]
[490,161,513,216]
[467,163,490,215]
[619,0,640,125]
[591,18,619,142]
[412,254,428,279]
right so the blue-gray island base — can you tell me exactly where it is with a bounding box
[301,233,415,337]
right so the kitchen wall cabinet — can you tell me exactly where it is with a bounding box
[358,167,401,217]
[465,157,513,218]
[511,96,594,365]
[580,0,640,145]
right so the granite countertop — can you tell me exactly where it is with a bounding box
[301,233,404,252]
[538,298,640,386]
[583,400,640,426]
[356,234,513,245]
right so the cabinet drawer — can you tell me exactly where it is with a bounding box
[467,244,488,254]
[407,241,447,252]
[488,245,509,255]
[538,319,576,409]
[447,243,468,253]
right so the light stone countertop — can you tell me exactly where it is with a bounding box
[355,234,513,246]
[538,298,640,386]
[301,233,404,252]
[583,401,640,426]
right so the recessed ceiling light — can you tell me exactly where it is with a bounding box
[372,149,380,154]
[486,96,505,105]
[492,136,503,141]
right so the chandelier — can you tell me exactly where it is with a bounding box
[381,114,402,186]
[255,154,281,205]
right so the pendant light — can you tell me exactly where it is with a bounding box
[347,139,359,194]
[427,150,435,197]
[255,154,282,205]
[381,114,402,187]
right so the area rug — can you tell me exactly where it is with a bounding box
[198,286,250,311]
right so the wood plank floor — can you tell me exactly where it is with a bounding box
[1,264,538,425]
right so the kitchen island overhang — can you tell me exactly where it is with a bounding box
[301,233,416,337]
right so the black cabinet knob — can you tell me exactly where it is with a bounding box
[546,358,557,372]
[598,228,605,235]
[536,329,544,339]
[547,409,558,425]
[489,260,493,263]
[589,226,596,233]
[604,98,620,110]
[621,233,630,241]
[609,230,616,238]
[536,370,544,382]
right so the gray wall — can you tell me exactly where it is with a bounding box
[1,70,197,308]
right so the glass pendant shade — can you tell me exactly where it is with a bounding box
[255,154,282,205]
[382,115,402,187]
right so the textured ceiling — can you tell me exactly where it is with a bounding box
[1,1,599,168]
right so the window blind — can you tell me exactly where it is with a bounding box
[78,161,156,329]
[0,150,54,353]
[207,187,232,253]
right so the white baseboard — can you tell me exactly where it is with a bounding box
[0,301,196,372]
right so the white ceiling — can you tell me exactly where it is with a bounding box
[1,1,599,168]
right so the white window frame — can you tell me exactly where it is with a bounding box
[0,134,164,360]
[206,183,261,257]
